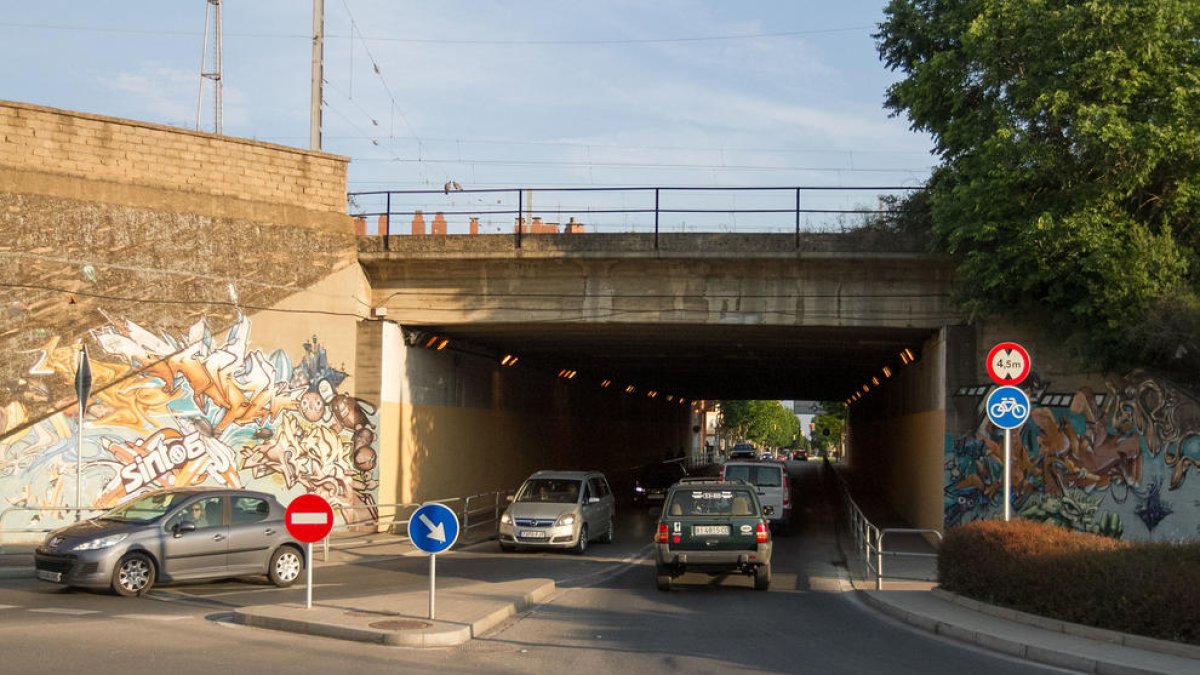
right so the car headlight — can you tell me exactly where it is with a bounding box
[500,512,512,525]
[555,513,576,527]
[73,533,128,551]
[634,486,645,493]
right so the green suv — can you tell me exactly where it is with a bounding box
[654,480,773,591]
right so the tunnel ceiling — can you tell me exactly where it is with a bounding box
[418,322,935,402]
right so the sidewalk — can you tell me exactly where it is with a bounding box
[832,471,1199,674]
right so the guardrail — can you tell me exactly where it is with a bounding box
[830,465,943,590]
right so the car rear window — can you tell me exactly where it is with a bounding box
[665,489,757,516]
[723,464,783,487]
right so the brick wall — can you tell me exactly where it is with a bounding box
[0,100,348,214]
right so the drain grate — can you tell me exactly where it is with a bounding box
[369,619,433,631]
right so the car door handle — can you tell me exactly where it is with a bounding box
[211,534,226,542]
[264,528,277,536]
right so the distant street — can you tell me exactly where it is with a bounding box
[0,462,1069,674]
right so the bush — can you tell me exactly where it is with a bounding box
[939,519,1200,645]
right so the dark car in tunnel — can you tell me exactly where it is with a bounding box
[632,462,688,506]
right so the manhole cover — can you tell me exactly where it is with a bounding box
[369,619,433,631]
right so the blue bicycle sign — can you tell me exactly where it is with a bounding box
[986,386,1030,429]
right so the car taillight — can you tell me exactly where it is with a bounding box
[755,521,770,543]
[656,523,669,544]
[782,474,790,506]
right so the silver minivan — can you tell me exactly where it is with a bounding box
[719,461,792,534]
[498,470,615,554]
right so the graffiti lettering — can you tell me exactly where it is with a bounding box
[119,431,209,494]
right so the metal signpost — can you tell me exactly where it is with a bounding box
[74,346,92,521]
[985,341,1032,521]
[285,494,334,609]
[407,502,460,620]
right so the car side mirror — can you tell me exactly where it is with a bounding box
[506,495,514,503]
[762,505,775,516]
[173,521,197,536]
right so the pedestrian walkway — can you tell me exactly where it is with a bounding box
[828,464,1200,674]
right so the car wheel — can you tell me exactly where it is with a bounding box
[656,573,672,591]
[754,564,771,591]
[600,517,615,544]
[572,525,588,555]
[268,546,304,587]
[112,552,155,597]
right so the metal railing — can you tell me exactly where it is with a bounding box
[831,466,943,590]
[0,506,109,552]
[348,185,924,249]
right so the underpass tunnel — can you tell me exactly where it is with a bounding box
[357,317,971,536]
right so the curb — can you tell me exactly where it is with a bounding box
[233,579,556,647]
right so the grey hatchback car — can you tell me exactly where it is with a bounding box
[34,487,305,596]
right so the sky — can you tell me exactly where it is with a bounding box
[1,1,936,231]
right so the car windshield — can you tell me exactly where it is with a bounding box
[723,464,783,487]
[516,479,581,504]
[100,491,192,523]
[665,489,756,517]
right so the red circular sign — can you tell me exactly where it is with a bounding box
[986,342,1032,386]
[285,493,334,543]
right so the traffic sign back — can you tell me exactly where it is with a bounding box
[285,493,334,543]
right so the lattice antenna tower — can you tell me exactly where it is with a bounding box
[196,0,223,134]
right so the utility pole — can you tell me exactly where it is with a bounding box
[196,0,223,134]
[310,0,324,150]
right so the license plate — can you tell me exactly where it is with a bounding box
[693,525,729,536]
[519,530,547,539]
[36,570,63,582]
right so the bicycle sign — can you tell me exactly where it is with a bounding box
[986,386,1030,429]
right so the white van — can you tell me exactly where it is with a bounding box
[719,461,792,534]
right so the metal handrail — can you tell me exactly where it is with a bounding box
[830,465,943,590]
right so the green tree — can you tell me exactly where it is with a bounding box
[877,0,1200,378]
[718,400,799,448]
[811,402,847,453]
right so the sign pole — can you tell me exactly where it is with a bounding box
[1003,430,1011,522]
[429,553,436,619]
[306,542,313,609]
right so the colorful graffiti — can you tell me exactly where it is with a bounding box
[946,371,1200,541]
[0,313,378,535]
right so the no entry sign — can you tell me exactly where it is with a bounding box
[986,342,1031,386]
[285,493,334,543]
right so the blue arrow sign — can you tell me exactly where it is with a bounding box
[986,385,1030,430]
[408,502,460,554]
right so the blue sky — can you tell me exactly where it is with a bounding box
[2,1,934,224]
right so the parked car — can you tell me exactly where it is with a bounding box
[720,461,792,534]
[498,470,615,554]
[729,442,757,460]
[34,487,305,596]
[633,462,688,506]
[654,480,772,591]
[792,449,809,461]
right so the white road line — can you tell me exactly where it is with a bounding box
[0,604,17,610]
[29,608,101,616]
[114,614,192,621]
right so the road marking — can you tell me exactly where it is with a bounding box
[0,604,17,610]
[29,608,101,615]
[114,614,192,621]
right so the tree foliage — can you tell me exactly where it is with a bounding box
[718,400,801,448]
[877,0,1200,376]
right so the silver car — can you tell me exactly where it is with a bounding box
[34,487,305,596]
[498,470,615,554]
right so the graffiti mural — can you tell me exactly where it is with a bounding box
[0,313,378,536]
[947,371,1200,542]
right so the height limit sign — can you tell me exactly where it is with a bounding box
[986,342,1031,386]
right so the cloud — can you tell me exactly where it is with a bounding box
[108,65,199,128]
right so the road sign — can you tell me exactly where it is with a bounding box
[986,342,1031,386]
[75,346,93,414]
[285,493,334,543]
[986,386,1030,430]
[408,502,460,554]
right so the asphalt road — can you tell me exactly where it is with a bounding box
[0,462,1072,674]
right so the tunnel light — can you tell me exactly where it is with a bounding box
[436,338,449,351]
[679,398,687,405]
[647,390,658,398]
[666,394,675,402]
[872,376,880,386]
[900,347,915,364]
[625,385,636,394]
[862,384,870,393]
[558,369,577,379]
[424,335,440,348]
[500,354,519,366]
[882,366,893,378]
[600,379,612,388]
